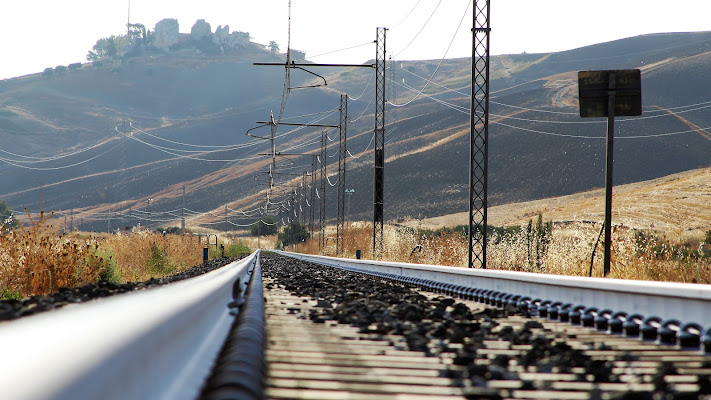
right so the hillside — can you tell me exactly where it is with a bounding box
[406,165,711,240]
[1,30,711,232]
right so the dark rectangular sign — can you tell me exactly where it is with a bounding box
[578,69,642,118]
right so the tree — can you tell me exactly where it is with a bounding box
[0,200,17,229]
[87,36,119,61]
[268,40,280,53]
[279,221,309,247]
[250,216,278,236]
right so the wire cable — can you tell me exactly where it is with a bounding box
[388,0,471,107]
[292,41,373,62]
[347,133,376,159]
[350,94,375,123]
[392,0,445,58]
[348,72,375,101]
[391,0,424,29]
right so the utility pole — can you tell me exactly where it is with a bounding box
[181,185,185,231]
[254,38,381,254]
[468,0,490,269]
[337,94,348,256]
[310,155,317,237]
[319,131,327,251]
[373,27,387,257]
[301,172,307,225]
[147,199,152,229]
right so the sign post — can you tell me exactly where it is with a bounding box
[578,69,641,276]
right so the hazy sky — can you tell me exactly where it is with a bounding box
[1,0,710,80]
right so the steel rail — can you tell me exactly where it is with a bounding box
[276,251,711,345]
[0,251,260,400]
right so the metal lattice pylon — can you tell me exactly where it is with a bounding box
[310,155,316,237]
[319,131,327,251]
[373,27,387,257]
[337,94,348,256]
[469,0,490,269]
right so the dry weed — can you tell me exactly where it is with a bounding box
[299,220,711,285]
[0,211,105,296]
[0,212,207,297]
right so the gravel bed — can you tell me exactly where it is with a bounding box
[0,257,242,322]
[261,253,711,399]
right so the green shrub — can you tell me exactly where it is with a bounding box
[93,248,121,283]
[147,243,176,275]
[0,289,22,300]
[225,242,251,258]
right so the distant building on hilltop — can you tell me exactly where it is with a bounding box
[152,18,250,55]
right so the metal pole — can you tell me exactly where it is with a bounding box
[337,94,348,256]
[181,185,185,231]
[603,73,617,277]
[310,155,316,237]
[373,27,387,257]
[469,0,490,269]
[299,171,306,226]
[319,131,327,251]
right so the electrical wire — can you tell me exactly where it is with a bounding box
[291,41,373,62]
[347,133,376,159]
[392,0,445,58]
[326,175,339,187]
[0,136,129,170]
[350,94,375,123]
[391,0,424,29]
[388,0,471,107]
[348,72,374,102]
[129,124,260,150]
[120,125,265,162]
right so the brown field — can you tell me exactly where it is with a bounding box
[403,166,711,239]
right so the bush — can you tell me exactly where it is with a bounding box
[250,216,278,236]
[68,63,82,71]
[224,241,251,258]
[146,243,176,275]
[279,221,310,247]
[0,289,22,300]
[54,65,67,73]
[42,67,54,77]
[154,226,183,235]
[93,248,121,283]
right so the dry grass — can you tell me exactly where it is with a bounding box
[0,212,209,298]
[298,220,711,285]
[101,230,203,283]
[405,166,711,240]
[0,212,104,297]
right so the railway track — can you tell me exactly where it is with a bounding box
[1,250,711,399]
